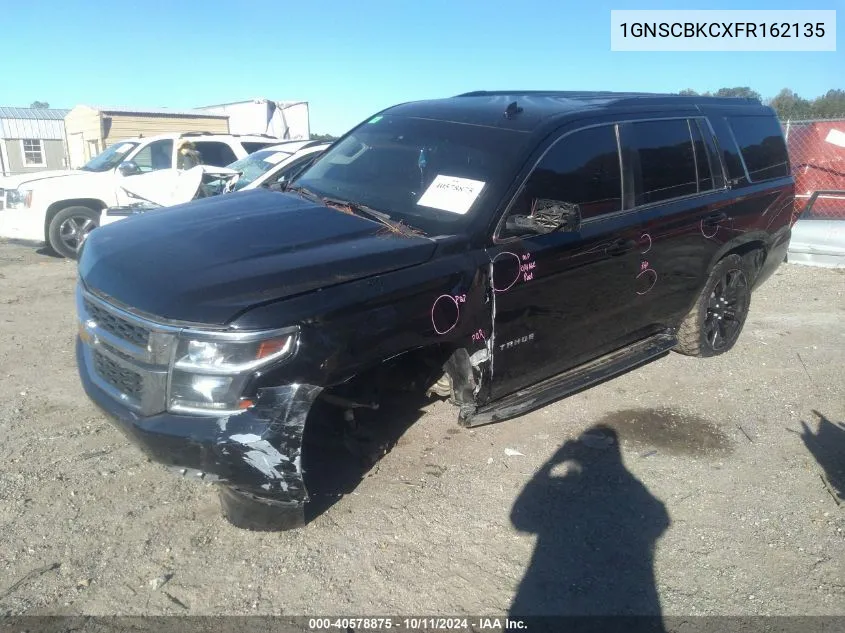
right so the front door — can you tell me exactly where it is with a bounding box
[488,124,650,400]
[115,138,177,206]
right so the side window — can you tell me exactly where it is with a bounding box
[620,120,697,206]
[193,141,238,167]
[130,139,173,172]
[728,116,790,182]
[505,125,622,234]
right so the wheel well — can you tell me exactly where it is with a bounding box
[723,241,766,283]
[44,199,106,241]
[323,344,457,404]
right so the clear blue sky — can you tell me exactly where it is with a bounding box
[2,0,840,135]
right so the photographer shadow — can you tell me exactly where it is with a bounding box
[801,409,845,503]
[509,425,670,632]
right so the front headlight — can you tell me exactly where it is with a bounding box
[6,189,32,209]
[168,327,299,414]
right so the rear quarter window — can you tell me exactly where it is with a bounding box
[728,116,790,182]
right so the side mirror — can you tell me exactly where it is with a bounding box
[118,161,141,177]
[506,199,582,235]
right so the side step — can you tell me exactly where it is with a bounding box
[462,332,677,428]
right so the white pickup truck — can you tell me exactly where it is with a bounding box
[0,132,280,258]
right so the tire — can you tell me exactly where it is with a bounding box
[47,206,99,259]
[675,254,751,357]
[217,485,305,531]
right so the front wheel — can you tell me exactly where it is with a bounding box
[47,206,99,259]
[675,254,751,357]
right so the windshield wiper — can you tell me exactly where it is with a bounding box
[283,184,322,203]
[321,197,424,237]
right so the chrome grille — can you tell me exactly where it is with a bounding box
[84,299,150,347]
[92,350,143,397]
[78,286,177,415]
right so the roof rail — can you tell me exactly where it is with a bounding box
[180,131,215,137]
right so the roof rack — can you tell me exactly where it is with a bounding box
[180,131,216,137]
[454,90,673,98]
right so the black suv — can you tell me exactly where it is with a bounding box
[75,91,794,529]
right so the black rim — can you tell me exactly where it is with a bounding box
[59,216,96,253]
[704,268,747,350]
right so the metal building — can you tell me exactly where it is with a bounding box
[0,107,70,176]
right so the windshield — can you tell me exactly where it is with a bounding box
[226,149,294,191]
[81,142,139,172]
[292,115,527,235]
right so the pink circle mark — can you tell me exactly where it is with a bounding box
[636,268,657,295]
[492,251,522,293]
[700,219,718,239]
[431,294,460,335]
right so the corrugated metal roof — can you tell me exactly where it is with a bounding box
[0,107,69,120]
[89,105,228,118]
[0,118,66,140]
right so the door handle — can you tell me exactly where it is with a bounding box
[606,238,636,256]
[703,212,728,226]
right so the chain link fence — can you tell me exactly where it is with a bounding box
[783,118,845,219]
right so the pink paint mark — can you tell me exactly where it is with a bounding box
[700,219,719,239]
[492,251,522,293]
[431,294,460,335]
[636,268,657,295]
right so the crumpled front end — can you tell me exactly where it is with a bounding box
[77,335,322,525]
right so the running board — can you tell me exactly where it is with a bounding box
[462,332,677,428]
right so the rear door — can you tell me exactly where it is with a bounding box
[620,117,729,329]
[487,123,650,400]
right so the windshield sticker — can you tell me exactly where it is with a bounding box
[116,143,134,153]
[417,175,485,214]
[264,152,290,165]
[367,115,383,124]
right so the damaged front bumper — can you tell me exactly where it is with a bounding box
[77,338,321,521]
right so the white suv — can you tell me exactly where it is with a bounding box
[0,132,280,258]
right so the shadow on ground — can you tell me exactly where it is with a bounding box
[301,391,433,522]
[801,410,845,503]
[509,424,670,633]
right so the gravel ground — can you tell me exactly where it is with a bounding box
[0,241,843,618]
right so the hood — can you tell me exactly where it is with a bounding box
[0,169,84,189]
[120,165,241,207]
[79,189,437,325]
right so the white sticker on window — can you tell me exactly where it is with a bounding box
[264,151,290,165]
[416,175,485,214]
[824,129,845,149]
[116,143,134,153]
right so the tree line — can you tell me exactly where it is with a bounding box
[678,87,845,121]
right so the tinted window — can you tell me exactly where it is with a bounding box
[131,139,173,172]
[729,116,789,182]
[690,119,714,191]
[194,141,238,167]
[524,125,622,220]
[242,142,278,154]
[622,120,697,206]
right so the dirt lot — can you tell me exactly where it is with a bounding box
[0,240,843,618]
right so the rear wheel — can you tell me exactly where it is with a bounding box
[47,206,99,259]
[675,254,751,357]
